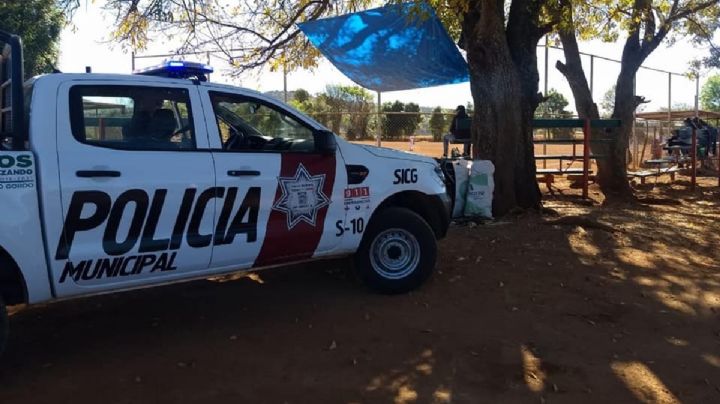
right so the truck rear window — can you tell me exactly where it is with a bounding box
[69,85,196,151]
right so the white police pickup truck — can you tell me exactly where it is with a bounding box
[0,31,450,353]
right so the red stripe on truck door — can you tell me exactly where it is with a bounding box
[254,154,336,266]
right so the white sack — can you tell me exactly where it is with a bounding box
[464,160,494,218]
[451,160,470,218]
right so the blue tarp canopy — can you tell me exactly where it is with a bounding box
[298,4,469,92]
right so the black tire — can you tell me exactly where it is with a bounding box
[354,207,437,294]
[0,295,7,356]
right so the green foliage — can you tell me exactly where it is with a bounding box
[293,88,310,103]
[429,106,446,141]
[559,1,720,121]
[381,101,423,139]
[0,0,65,77]
[600,85,615,118]
[700,75,720,112]
[536,89,571,118]
[289,85,373,140]
[565,1,720,50]
[536,89,573,138]
[317,85,373,139]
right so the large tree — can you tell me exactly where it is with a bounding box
[0,0,65,77]
[457,0,559,213]
[91,0,554,215]
[429,106,447,141]
[700,74,720,112]
[554,0,720,202]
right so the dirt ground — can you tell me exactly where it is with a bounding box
[1,173,720,403]
[356,140,598,170]
[356,139,679,172]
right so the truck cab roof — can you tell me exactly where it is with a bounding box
[29,72,266,98]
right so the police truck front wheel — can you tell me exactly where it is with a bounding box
[0,295,8,355]
[355,208,437,294]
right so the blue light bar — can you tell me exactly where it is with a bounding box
[133,60,214,81]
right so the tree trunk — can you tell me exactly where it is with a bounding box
[556,17,635,202]
[605,65,639,199]
[462,0,542,216]
[506,0,546,210]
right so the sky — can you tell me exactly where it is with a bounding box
[58,3,718,114]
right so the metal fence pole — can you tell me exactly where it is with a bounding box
[667,73,672,137]
[695,75,700,116]
[544,36,549,95]
[376,92,382,147]
[131,51,135,71]
[667,73,672,118]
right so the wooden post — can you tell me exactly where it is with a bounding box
[691,126,697,191]
[583,118,590,199]
[667,73,672,123]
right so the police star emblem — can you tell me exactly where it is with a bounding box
[272,164,330,229]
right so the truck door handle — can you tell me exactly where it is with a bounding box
[76,170,121,178]
[227,170,260,177]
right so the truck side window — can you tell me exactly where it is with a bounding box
[209,91,315,153]
[69,85,196,150]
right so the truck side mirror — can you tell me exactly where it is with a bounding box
[314,129,337,155]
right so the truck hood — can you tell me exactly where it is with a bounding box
[356,144,437,166]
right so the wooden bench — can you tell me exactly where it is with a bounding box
[536,168,593,190]
[628,167,680,184]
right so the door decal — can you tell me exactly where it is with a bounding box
[272,163,330,229]
[255,154,336,266]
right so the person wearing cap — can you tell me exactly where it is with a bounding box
[442,105,472,157]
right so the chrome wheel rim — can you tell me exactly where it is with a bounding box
[369,228,421,279]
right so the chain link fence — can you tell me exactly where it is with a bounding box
[305,111,457,143]
[310,111,717,170]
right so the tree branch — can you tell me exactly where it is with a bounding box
[641,4,656,46]
[667,0,719,23]
[686,15,720,52]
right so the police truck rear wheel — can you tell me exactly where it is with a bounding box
[0,295,8,355]
[355,208,437,294]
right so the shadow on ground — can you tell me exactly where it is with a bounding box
[0,178,718,403]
